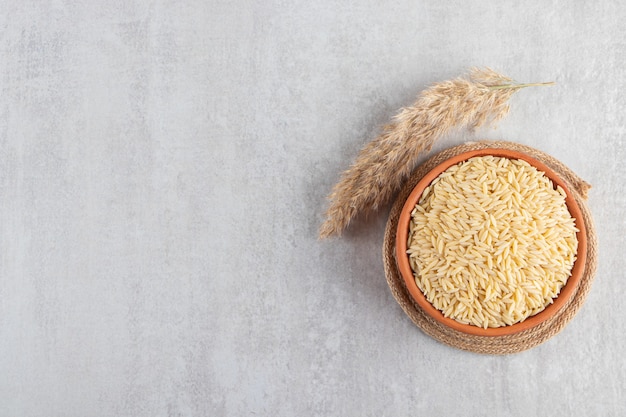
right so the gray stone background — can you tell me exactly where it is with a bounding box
[1,1,624,416]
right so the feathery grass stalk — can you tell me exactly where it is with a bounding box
[488,81,555,90]
[319,68,554,239]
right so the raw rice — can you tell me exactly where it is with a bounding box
[407,156,578,328]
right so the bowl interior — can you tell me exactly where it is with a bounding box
[395,148,588,337]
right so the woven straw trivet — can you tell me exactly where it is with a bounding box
[383,141,598,354]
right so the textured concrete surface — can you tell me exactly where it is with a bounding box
[1,1,625,416]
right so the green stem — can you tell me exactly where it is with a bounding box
[487,81,556,90]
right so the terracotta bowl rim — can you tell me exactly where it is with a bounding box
[395,148,588,337]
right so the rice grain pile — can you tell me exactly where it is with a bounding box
[407,156,578,328]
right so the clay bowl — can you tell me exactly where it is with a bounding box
[395,148,587,337]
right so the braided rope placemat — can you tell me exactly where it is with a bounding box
[383,141,598,354]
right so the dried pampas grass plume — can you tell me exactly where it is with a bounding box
[319,67,554,238]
